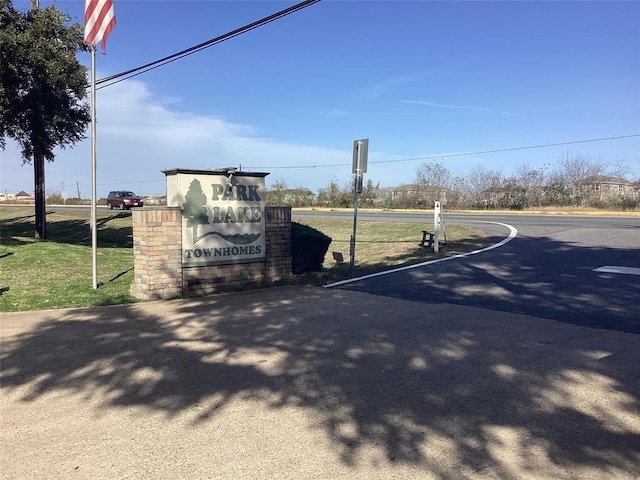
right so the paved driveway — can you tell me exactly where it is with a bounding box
[2,286,639,479]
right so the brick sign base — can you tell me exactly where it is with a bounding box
[130,206,292,300]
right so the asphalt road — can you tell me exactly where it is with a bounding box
[306,212,640,334]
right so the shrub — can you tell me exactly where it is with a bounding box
[46,193,65,204]
[291,222,332,274]
[64,197,89,205]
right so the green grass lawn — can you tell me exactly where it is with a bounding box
[292,217,489,284]
[1,207,488,312]
[1,208,137,312]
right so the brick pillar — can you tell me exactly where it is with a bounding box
[265,206,292,280]
[130,207,183,300]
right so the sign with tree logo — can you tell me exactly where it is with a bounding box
[164,169,268,266]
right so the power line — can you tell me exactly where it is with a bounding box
[57,133,639,191]
[247,134,640,170]
[91,0,322,91]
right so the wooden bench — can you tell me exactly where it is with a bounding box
[420,231,434,248]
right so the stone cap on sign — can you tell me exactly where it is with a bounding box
[162,168,269,178]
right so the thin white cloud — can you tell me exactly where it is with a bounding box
[402,99,490,112]
[402,99,520,117]
[359,72,428,100]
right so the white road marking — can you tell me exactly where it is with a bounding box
[324,222,518,288]
[594,266,640,276]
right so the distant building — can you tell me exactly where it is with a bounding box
[0,191,35,203]
[575,175,637,203]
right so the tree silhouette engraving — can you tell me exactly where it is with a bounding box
[182,179,210,244]
[181,179,261,246]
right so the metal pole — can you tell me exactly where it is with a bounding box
[90,46,98,289]
[350,177,360,271]
[349,140,363,270]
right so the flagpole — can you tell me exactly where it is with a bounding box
[90,45,98,290]
[85,0,115,290]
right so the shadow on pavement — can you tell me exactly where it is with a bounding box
[1,286,638,478]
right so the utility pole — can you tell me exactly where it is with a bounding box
[30,0,46,239]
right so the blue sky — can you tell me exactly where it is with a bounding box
[2,0,639,198]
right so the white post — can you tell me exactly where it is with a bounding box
[90,46,98,289]
[433,201,441,253]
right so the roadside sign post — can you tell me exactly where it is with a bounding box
[434,201,440,253]
[350,139,369,270]
[433,201,446,253]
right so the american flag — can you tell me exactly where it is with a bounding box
[84,0,116,54]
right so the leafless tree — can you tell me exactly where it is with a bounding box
[265,178,289,206]
[514,163,546,208]
[607,159,633,181]
[414,160,470,209]
[553,152,609,206]
[554,151,606,187]
[467,166,505,208]
[415,160,453,188]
